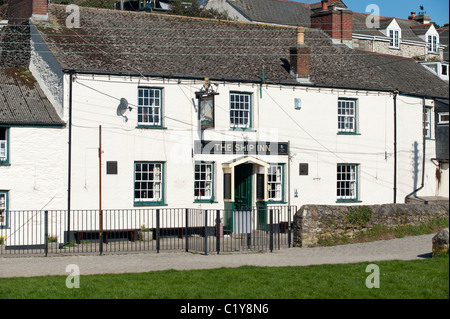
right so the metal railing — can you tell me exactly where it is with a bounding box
[0,206,296,256]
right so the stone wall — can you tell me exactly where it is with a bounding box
[293,203,449,247]
[353,38,444,60]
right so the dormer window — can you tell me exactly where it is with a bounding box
[428,35,438,53]
[389,29,400,48]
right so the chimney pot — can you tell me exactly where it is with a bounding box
[297,26,305,45]
[321,0,329,11]
[408,11,416,20]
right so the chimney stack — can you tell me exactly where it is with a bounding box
[290,27,310,81]
[311,6,353,46]
[408,11,416,20]
[321,0,329,11]
[32,0,49,21]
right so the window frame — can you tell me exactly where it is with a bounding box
[133,161,165,206]
[428,35,438,53]
[337,98,358,134]
[0,127,10,165]
[438,112,449,125]
[389,29,400,48]
[229,92,252,130]
[267,164,285,203]
[424,107,432,139]
[336,164,360,203]
[194,162,215,203]
[137,87,164,128]
[0,191,8,229]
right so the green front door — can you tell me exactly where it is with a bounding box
[234,164,253,210]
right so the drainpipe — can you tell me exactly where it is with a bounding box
[405,97,428,204]
[66,71,74,244]
[393,91,398,203]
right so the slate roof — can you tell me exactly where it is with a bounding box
[33,4,449,98]
[438,26,449,61]
[352,13,427,43]
[0,67,64,125]
[226,0,312,27]
[220,0,432,44]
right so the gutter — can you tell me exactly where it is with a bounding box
[62,69,449,100]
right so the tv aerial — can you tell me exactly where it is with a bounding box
[116,98,132,122]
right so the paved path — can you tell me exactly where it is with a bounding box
[0,234,435,278]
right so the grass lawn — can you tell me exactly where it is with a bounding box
[0,254,448,299]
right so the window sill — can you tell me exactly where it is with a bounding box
[229,128,256,132]
[134,201,167,207]
[268,200,287,205]
[194,199,218,204]
[336,199,362,203]
[337,132,361,135]
[136,125,168,130]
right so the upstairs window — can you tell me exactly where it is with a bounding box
[389,29,400,48]
[230,92,252,129]
[428,35,438,53]
[338,99,357,134]
[138,88,162,127]
[424,107,432,139]
[0,128,9,164]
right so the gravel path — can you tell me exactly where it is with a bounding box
[0,234,435,278]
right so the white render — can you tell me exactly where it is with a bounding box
[59,73,442,210]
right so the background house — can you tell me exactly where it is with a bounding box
[206,0,447,60]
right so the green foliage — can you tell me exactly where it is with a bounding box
[345,206,373,227]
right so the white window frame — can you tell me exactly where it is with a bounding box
[438,112,449,125]
[268,164,283,202]
[389,29,400,48]
[230,92,252,129]
[0,140,6,162]
[0,191,7,227]
[137,87,162,126]
[338,99,357,133]
[337,164,358,201]
[428,35,438,53]
[134,162,163,203]
[194,162,214,201]
[0,127,8,163]
[424,107,432,139]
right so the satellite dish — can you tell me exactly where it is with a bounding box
[116,98,132,122]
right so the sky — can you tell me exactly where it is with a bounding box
[295,0,449,26]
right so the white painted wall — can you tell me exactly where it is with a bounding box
[65,74,443,211]
[0,127,67,211]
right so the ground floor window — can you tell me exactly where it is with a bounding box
[268,164,283,202]
[0,191,8,228]
[194,162,214,202]
[134,162,164,205]
[337,164,359,201]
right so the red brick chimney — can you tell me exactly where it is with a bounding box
[32,0,48,21]
[311,6,353,45]
[290,27,310,81]
[321,0,328,11]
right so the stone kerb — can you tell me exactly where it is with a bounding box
[293,203,449,247]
